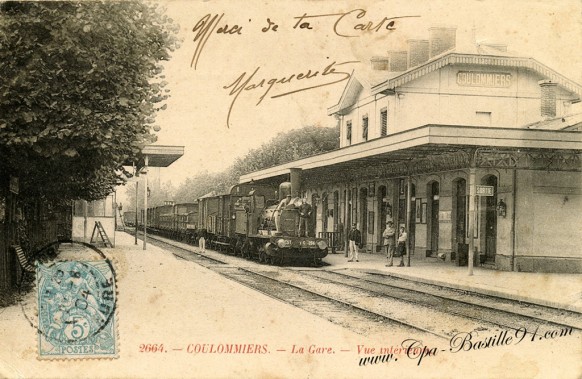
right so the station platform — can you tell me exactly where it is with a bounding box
[322,250,582,314]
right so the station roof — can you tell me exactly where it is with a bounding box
[239,125,582,184]
[125,145,185,168]
[525,112,582,131]
[329,49,582,116]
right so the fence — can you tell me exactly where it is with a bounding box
[318,231,344,254]
[0,203,68,289]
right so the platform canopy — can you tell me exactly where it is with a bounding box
[124,144,184,169]
[123,144,184,251]
[239,124,582,186]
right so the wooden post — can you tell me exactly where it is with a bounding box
[83,200,88,243]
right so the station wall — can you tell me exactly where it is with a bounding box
[72,217,115,246]
[305,167,582,273]
[512,170,582,273]
[339,65,576,148]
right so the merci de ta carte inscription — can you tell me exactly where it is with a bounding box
[188,9,420,127]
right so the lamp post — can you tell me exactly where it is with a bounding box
[134,181,139,245]
[143,155,149,250]
[133,162,139,245]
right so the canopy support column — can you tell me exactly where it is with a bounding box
[406,175,412,267]
[468,166,476,276]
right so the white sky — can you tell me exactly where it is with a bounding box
[142,0,582,187]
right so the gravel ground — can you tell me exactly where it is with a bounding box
[0,233,580,378]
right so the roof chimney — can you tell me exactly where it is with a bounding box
[539,80,557,119]
[387,51,408,71]
[407,39,429,68]
[429,27,456,57]
[370,56,390,70]
[481,42,508,52]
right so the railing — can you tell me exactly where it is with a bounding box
[318,231,344,254]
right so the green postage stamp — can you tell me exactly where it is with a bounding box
[36,260,117,359]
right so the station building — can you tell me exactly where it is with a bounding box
[240,27,582,273]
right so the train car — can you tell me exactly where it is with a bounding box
[216,193,230,237]
[124,211,137,227]
[197,191,230,251]
[186,205,199,244]
[144,201,175,238]
[146,205,156,231]
[148,204,169,237]
[157,202,175,238]
[198,191,218,234]
[142,201,198,243]
[214,193,232,251]
[175,202,198,242]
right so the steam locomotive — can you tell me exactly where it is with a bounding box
[143,181,328,265]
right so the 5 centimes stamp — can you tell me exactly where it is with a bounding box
[36,260,117,359]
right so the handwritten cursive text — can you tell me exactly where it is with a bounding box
[190,9,419,69]
[222,60,357,128]
[293,9,419,37]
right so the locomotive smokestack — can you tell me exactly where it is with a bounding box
[278,182,292,201]
[289,168,302,198]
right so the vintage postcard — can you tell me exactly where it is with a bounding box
[0,0,581,378]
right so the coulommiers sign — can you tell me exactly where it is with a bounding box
[457,71,512,88]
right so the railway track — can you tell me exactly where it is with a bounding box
[211,265,438,341]
[304,270,582,330]
[140,232,581,343]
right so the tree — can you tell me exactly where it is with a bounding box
[171,125,340,203]
[172,171,225,205]
[228,124,340,179]
[0,1,179,202]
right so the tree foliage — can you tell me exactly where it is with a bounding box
[169,125,340,205]
[229,125,340,179]
[172,171,223,205]
[0,1,179,202]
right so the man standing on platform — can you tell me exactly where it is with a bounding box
[297,198,312,237]
[383,221,396,266]
[347,223,361,262]
[198,229,206,252]
[396,226,407,267]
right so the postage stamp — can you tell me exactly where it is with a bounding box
[36,260,117,359]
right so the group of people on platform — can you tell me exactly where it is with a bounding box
[347,222,407,266]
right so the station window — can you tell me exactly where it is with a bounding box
[346,121,352,145]
[362,116,368,141]
[380,109,388,136]
[73,195,115,217]
[88,199,106,217]
[476,111,492,127]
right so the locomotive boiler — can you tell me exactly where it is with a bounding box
[232,182,328,265]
